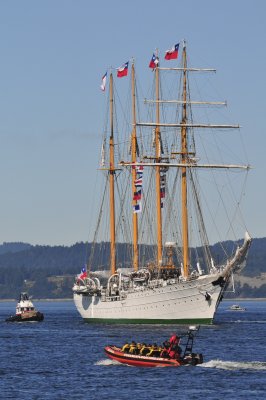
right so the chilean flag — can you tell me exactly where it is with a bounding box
[78,266,87,281]
[117,61,129,78]
[165,43,179,60]
[149,54,159,69]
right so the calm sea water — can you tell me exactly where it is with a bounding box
[0,300,265,399]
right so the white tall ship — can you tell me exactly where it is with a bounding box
[73,41,251,324]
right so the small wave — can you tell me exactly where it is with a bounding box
[231,320,266,324]
[200,360,266,371]
[95,358,121,366]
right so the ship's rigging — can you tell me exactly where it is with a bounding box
[89,42,250,277]
[73,41,251,325]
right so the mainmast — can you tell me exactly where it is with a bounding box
[109,73,116,275]
[119,43,249,277]
[155,55,163,267]
[181,42,190,278]
[131,63,139,271]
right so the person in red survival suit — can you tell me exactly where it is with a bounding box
[168,335,182,359]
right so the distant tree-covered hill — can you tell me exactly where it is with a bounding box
[0,238,265,299]
[0,242,32,255]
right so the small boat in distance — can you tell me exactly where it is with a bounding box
[5,292,44,322]
[228,304,246,311]
[104,326,203,367]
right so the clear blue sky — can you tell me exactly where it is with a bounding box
[0,0,265,245]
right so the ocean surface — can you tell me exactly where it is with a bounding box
[0,300,265,400]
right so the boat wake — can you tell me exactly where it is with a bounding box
[96,358,266,370]
[95,358,121,366]
[200,360,266,371]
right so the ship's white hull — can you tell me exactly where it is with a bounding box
[73,274,224,324]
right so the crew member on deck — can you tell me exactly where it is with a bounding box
[140,343,150,356]
[146,343,161,357]
[168,335,182,359]
[129,341,137,354]
[121,342,130,353]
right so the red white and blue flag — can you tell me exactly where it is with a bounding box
[149,54,159,69]
[133,190,142,201]
[136,171,143,179]
[100,72,107,91]
[160,187,166,198]
[160,169,167,208]
[134,178,143,187]
[136,167,143,178]
[78,266,87,281]
[133,203,142,213]
[132,165,144,171]
[165,43,179,60]
[117,61,129,78]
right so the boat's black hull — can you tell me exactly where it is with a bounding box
[6,312,44,322]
